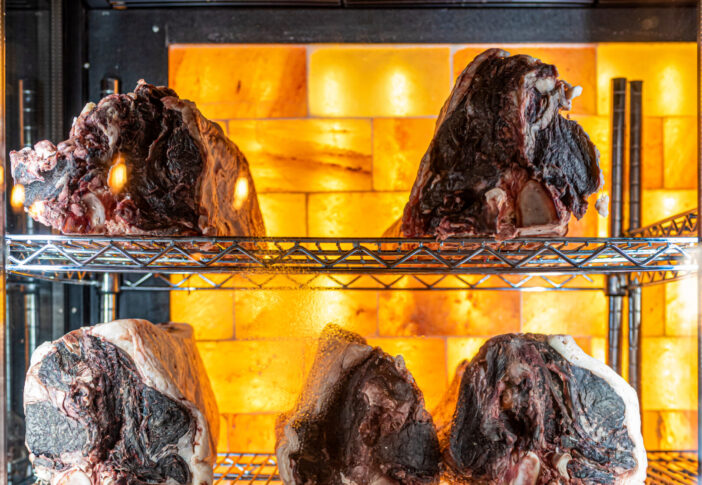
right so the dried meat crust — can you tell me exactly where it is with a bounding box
[435,334,645,485]
[10,81,265,236]
[24,319,219,485]
[276,325,441,485]
[398,48,604,240]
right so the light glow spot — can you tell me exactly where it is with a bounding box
[663,196,678,213]
[387,68,411,116]
[659,64,684,117]
[10,184,25,210]
[233,176,249,210]
[108,154,128,193]
[321,69,344,116]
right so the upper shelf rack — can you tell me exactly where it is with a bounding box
[4,234,697,291]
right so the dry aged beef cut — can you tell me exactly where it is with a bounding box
[393,48,605,240]
[434,334,646,485]
[11,80,265,236]
[275,324,441,485]
[23,319,219,485]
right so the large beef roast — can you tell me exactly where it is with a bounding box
[435,334,646,485]
[11,80,265,236]
[393,48,605,240]
[23,319,219,485]
[275,324,441,485]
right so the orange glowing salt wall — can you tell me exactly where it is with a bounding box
[168,43,698,452]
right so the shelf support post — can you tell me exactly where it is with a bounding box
[100,274,120,323]
[608,77,627,375]
[628,80,643,396]
[697,0,702,476]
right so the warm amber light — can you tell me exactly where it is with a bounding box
[108,155,128,193]
[663,195,678,213]
[28,200,44,219]
[10,184,25,210]
[321,68,345,116]
[387,68,411,116]
[233,176,249,210]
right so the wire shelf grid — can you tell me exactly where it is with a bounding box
[629,210,698,238]
[4,235,697,290]
[212,451,696,484]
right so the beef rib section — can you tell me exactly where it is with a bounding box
[275,324,441,485]
[396,48,605,240]
[24,319,219,485]
[11,80,265,236]
[434,334,646,485]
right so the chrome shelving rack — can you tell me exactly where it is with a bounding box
[4,235,696,291]
[2,11,701,485]
[3,80,702,484]
[209,451,699,484]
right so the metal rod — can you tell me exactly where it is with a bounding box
[0,0,8,482]
[628,80,643,395]
[608,77,627,374]
[697,0,702,475]
[611,78,627,239]
[19,78,37,148]
[100,274,120,322]
[627,284,642,396]
[629,81,643,232]
[98,78,122,324]
[19,77,40,364]
[50,0,64,142]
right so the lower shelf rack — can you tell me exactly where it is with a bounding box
[213,451,698,484]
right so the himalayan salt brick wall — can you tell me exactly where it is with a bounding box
[168,43,698,453]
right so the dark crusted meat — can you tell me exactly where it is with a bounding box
[276,325,441,485]
[395,48,605,240]
[23,319,219,485]
[434,334,646,485]
[10,80,265,236]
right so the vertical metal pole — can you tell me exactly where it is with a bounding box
[98,77,121,324]
[50,0,64,142]
[608,78,627,374]
[19,79,39,363]
[628,80,643,396]
[0,1,8,483]
[100,274,119,323]
[697,0,702,475]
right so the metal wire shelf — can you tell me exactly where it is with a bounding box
[211,451,695,484]
[629,210,698,238]
[4,235,697,291]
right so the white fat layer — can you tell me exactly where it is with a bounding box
[34,142,57,159]
[553,452,571,479]
[81,193,106,230]
[511,452,541,485]
[485,188,507,206]
[548,335,647,485]
[56,469,92,485]
[534,78,556,94]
